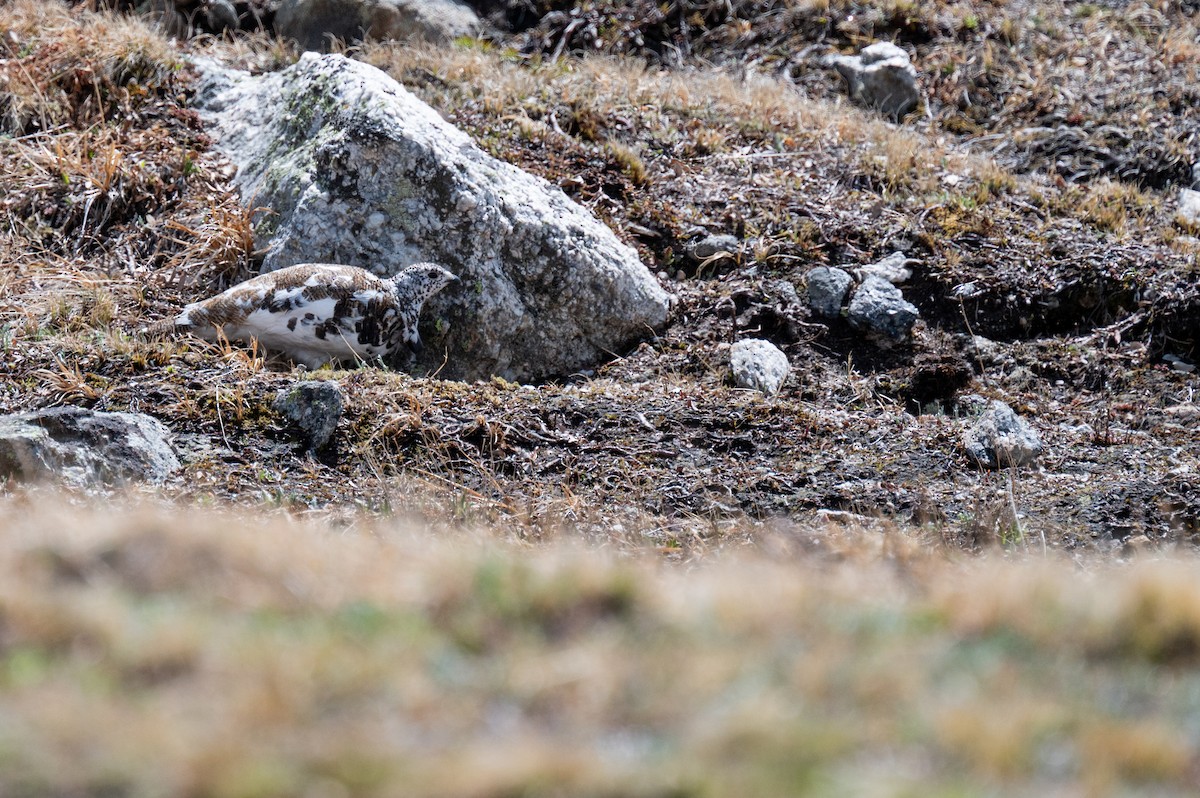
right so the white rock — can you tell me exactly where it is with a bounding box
[963,399,1042,469]
[1178,187,1200,228]
[730,339,790,396]
[854,252,916,285]
[192,54,671,382]
[687,234,740,262]
[859,41,909,65]
[821,41,919,119]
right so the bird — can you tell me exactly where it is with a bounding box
[147,262,459,368]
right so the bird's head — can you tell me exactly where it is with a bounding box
[389,262,459,357]
[390,262,459,305]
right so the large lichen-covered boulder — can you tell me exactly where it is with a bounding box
[192,53,671,382]
[0,407,180,487]
[276,0,481,50]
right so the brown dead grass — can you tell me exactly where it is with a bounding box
[0,0,177,133]
[0,1,257,366]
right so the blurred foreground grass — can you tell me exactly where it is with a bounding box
[1,495,1199,797]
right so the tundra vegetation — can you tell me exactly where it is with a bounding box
[1,1,1199,794]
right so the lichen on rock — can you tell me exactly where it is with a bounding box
[192,53,671,382]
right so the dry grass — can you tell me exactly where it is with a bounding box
[0,1,257,369]
[1,495,1200,796]
[510,0,1200,191]
[1062,178,1162,237]
[356,38,958,163]
[0,0,177,133]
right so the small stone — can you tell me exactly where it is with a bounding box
[820,41,920,119]
[730,338,791,396]
[687,234,741,263]
[846,276,919,343]
[769,279,802,308]
[273,380,345,452]
[1164,354,1197,373]
[952,281,982,299]
[854,252,916,285]
[806,266,853,318]
[963,399,1043,469]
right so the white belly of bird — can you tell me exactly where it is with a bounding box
[207,301,389,367]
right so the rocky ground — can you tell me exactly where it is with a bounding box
[3,2,1200,795]
[7,1,1199,551]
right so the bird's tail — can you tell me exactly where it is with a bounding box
[139,317,189,339]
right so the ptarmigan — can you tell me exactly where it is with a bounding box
[152,262,459,368]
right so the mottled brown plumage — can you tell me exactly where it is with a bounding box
[148,262,458,368]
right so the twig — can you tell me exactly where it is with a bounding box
[550,18,583,62]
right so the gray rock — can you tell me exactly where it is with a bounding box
[1178,188,1200,228]
[687,234,740,263]
[846,275,919,343]
[136,0,238,35]
[768,278,802,309]
[276,0,481,50]
[821,41,919,119]
[806,266,853,318]
[730,339,790,396]
[1164,354,1196,374]
[273,380,345,452]
[206,0,239,31]
[963,399,1043,469]
[192,53,670,382]
[0,407,180,487]
[135,0,185,35]
[853,252,916,285]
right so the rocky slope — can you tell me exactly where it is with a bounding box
[0,0,1197,551]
